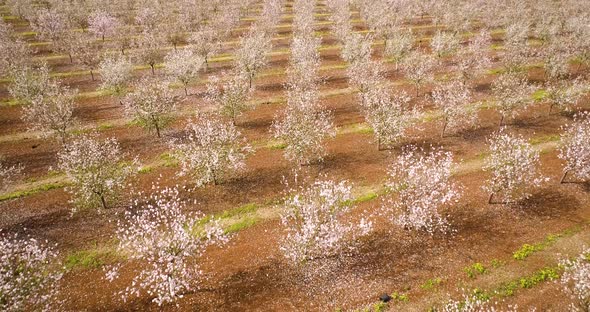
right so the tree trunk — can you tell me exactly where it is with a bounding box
[102,34,105,41]
[69,53,73,64]
[499,114,505,127]
[150,64,155,75]
[548,103,554,114]
[90,70,94,81]
[184,85,188,96]
[560,170,569,184]
[488,192,495,204]
[155,123,161,138]
[441,118,448,138]
[100,194,108,210]
[377,138,382,151]
[212,170,218,185]
[249,74,253,88]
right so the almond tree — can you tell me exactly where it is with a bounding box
[0,233,62,312]
[431,80,476,137]
[483,130,546,204]
[545,79,588,113]
[341,33,373,64]
[559,112,590,183]
[0,157,22,192]
[170,114,252,186]
[123,78,177,138]
[560,248,590,311]
[206,73,252,126]
[0,22,30,77]
[383,146,461,234]
[99,56,134,101]
[164,49,205,96]
[133,31,165,75]
[384,29,415,70]
[543,40,574,80]
[21,85,77,144]
[88,10,119,41]
[235,31,272,88]
[430,31,460,58]
[8,65,55,105]
[280,177,372,264]
[402,51,437,97]
[491,72,535,126]
[272,92,336,166]
[189,28,220,71]
[110,24,135,55]
[105,186,229,306]
[503,21,531,72]
[58,134,137,212]
[455,29,492,84]
[32,8,68,45]
[74,38,102,81]
[359,85,417,150]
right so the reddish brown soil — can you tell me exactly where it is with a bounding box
[1,1,589,311]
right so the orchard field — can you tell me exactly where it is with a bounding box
[1,0,590,311]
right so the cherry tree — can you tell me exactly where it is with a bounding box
[431,80,476,137]
[402,51,438,96]
[105,187,229,305]
[88,10,119,41]
[58,134,137,212]
[0,157,22,192]
[559,112,590,183]
[0,233,62,312]
[123,78,177,138]
[359,85,417,150]
[272,92,336,166]
[348,59,384,95]
[235,31,272,87]
[164,49,204,96]
[206,73,252,126]
[99,56,135,101]
[560,248,590,311]
[384,29,415,70]
[383,146,461,234]
[170,114,252,186]
[545,79,588,113]
[491,72,535,126]
[430,31,460,58]
[483,130,546,204]
[21,85,77,144]
[280,177,372,264]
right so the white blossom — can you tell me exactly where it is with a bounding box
[384,146,461,234]
[432,80,477,137]
[170,114,252,186]
[58,134,137,212]
[559,112,590,183]
[280,177,372,264]
[483,130,546,204]
[107,186,229,305]
[0,233,62,312]
[560,248,590,311]
[123,78,177,138]
[164,49,204,96]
